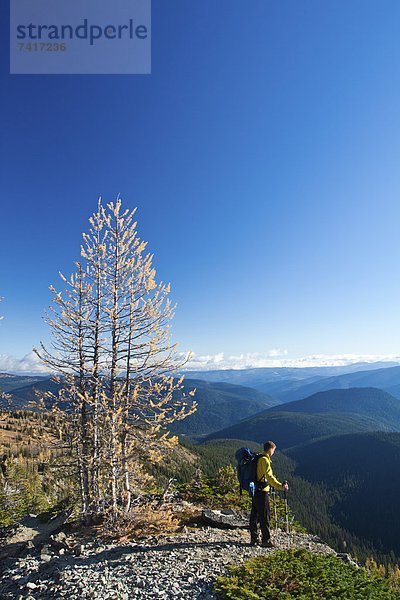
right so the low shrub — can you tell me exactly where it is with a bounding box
[214,548,400,599]
[177,465,251,511]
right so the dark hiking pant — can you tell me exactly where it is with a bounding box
[249,490,271,543]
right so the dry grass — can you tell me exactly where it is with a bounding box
[0,411,59,457]
[103,504,179,541]
[101,499,201,542]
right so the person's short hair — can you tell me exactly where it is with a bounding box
[264,440,276,452]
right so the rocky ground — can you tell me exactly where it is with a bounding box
[0,525,339,599]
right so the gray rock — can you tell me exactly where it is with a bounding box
[40,554,52,562]
[336,552,359,568]
[0,526,341,599]
[26,581,37,589]
[201,509,249,529]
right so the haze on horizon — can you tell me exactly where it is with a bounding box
[2,350,400,376]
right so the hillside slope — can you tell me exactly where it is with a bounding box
[287,431,400,556]
[270,387,400,426]
[170,379,280,435]
[204,410,390,448]
[204,388,400,447]
[3,378,62,410]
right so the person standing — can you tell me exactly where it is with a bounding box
[249,440,289,547]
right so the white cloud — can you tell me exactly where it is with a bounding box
[3,349,400,375]
[181,351,400,371]
[267,348,288,358]
[0,352,51,374]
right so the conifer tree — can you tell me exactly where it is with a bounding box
[35,198,196,520]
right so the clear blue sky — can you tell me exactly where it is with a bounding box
[1,1,400,371]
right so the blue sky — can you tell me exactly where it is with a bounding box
[1,0,400,372]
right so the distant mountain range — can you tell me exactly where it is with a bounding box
[4,361,400,402]
[0,373,46,394]
[3,377,62,410]
[204,387,400,448]
[273,365,400,403]
[5,364,400,441]
[182,362,400,400]
[0,374,280,436]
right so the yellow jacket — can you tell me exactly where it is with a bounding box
[256,452,283,492]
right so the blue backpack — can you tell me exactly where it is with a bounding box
[235,447,263,496]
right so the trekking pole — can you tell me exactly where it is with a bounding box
[283,484,290,534]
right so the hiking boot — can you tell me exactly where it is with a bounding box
[250,538,260,546]
[261,540,275,548]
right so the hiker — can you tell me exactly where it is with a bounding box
[249,440,289,547]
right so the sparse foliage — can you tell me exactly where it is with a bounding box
[34,198,196,521]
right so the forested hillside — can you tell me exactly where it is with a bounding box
[273,387,400,423]
[191,435,400,566]
[170,379,279,434]
[207,410,390,448]
[204,387,400,447]
[287,431,400,560]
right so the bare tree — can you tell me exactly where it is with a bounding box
[35,198,196,520]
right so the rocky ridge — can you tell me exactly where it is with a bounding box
[0,526,340,599]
